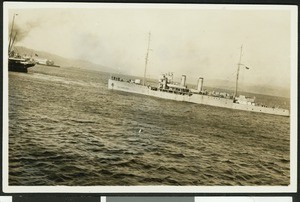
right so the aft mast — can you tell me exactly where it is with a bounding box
[143,32,151,86]
[234,45,243,99]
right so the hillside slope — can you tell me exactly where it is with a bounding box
[14,46,116,73]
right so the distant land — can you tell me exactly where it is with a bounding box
[203,79,290,98]
[14,46,116,73]
[13,46,290,98]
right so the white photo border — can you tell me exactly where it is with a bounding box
[2,2,298,193]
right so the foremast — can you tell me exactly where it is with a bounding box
[8,13,18,54]
[143,32,151,86]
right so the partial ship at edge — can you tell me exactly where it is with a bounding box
[8,13,36,73]
[108,33,289,117]
[8,56,36,73]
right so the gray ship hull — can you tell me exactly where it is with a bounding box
[108,79,290,117]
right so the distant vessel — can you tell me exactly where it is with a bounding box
[35,58,60,68]
[108,33,289,117]
[8,14,35,73]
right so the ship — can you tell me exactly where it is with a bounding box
[35,58,60,68]
[8,14,36,73]
[108,33,289,117]
[8,57,36,73]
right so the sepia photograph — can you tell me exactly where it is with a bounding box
[2,2,297,193]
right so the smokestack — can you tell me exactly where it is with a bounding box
[181,75,186,87]
[163,76,167,89]
[197,77,204,92]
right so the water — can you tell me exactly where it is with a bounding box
[8,65,290,186]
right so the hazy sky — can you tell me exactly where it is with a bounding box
[6,4,295,88]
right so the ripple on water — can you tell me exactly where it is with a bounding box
[8,67,290,186]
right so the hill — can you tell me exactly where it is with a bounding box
[13,46,117,73]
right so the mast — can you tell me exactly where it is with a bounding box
[143,32,151,86]
[8,13,17,54]
[11,31,18,51]
[234,45,243,98]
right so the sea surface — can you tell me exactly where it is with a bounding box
[8,65,290,186]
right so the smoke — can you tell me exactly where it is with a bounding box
[8,19,41,44]
[9,24,27,43]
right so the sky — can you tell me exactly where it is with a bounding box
[5,3,295,89]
